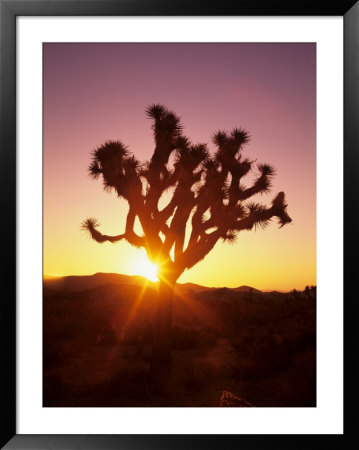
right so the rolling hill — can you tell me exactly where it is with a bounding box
[43,272,263,295]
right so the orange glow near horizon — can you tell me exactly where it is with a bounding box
[43,43,316,292]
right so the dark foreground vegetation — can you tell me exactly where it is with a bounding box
[43,274,316,407]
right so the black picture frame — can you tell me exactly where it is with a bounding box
[1,1,357,448]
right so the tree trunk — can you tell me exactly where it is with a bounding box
[148,275,176,390]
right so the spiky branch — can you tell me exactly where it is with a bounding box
[82,105,292,281]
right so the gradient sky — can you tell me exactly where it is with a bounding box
[43,43,316,291]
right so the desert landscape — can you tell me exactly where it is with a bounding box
[43,43,316,409]
[43,273,316,407]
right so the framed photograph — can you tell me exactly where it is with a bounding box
[1,0,357,448]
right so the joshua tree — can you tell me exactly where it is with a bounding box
[290,288,302,302]
[82,104,292,378]
[304,285,316,300]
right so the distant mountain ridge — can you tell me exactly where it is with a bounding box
[43,272,149,292]
[232,285,262,294]
[43,272,265,294]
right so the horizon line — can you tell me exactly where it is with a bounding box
[43,272,314,293]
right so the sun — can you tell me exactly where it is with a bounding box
[138,258,159,282]
[131,251,159,282]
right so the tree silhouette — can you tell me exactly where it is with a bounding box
[82,104,292,380]
[304,285,316,300]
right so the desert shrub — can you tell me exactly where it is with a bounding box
[219,390,254,407]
